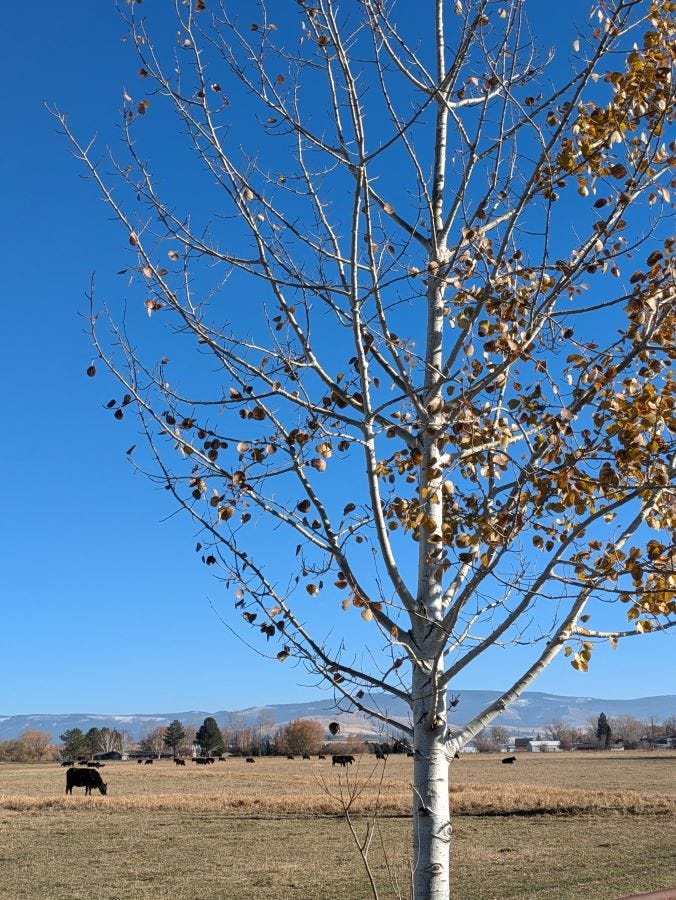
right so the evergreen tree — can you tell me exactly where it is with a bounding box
[163,720,186,758]
[195,717,224,756]
[85,727,102,756]
[59,728,88,759]
[596,713,611,748]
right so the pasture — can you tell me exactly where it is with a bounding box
[0,752,674,899]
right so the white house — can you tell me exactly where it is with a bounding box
[526,740,561,752]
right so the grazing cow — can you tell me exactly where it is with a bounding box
[218,757,227,762]
[406,752,414,757]
[375,752,387,760]
[194,757,210,765]
[87,761,104,768]
[61,760,74,767]
[501,755,517,764]
[66,767,107,796]
[207,758,215,764]
[318,754,326,760]
[332,754,355,767]
[144,759,153,765]
[137,759,144,765]
[302,753,311,760]
[174,758,186,766]
[245,757,255,763]
[287,754,295,760]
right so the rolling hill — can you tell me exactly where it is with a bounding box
[1,691,674,741]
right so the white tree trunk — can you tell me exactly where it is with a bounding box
[412,667,451,899]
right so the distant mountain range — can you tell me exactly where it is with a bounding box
[1,691,674,742]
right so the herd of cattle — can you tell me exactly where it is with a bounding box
[60,752,357,795]
[61,751,518,796]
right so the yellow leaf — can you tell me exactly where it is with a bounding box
[361,608,373,622]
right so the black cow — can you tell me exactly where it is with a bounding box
[375,752,387,760]
[174,758,186,766]
[302,753,311,760]
[245,757,255,763]
[60,760,74,767]
[406,752,414,758]
[144,759,154,765]
[287,754,295,760]
[318,754,326,760]
[66,767,107,796]
[137,758,144,765]
[332,754,355,767]
[501,755,517,764]
[87,761,104,768]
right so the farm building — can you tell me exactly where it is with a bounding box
[525,740,561,752]
[510,738,561,752]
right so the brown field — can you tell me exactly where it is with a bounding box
[0,751,674,899]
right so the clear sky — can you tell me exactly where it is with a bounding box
[1,0,673,717]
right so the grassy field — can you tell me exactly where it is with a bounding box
[0,752,674,899]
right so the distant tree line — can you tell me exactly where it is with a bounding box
[471,713,676,752]
[1,712,673,762]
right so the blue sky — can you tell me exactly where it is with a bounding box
[1,0,673,717]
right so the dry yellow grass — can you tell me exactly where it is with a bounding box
[1,782,672,817]
[1,751,673,817]
[0,752,674,899]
